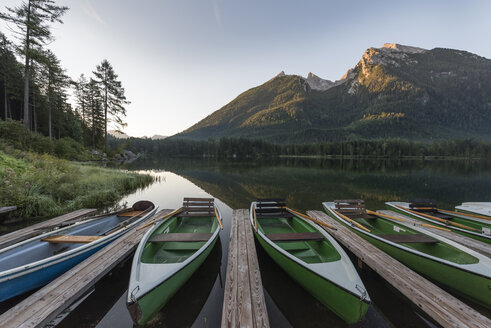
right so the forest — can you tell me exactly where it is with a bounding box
[108,136,491,160]
[0,0,128,151]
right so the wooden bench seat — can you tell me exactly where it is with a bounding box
[378,234,439,244]
[117,210,144,217]
[42,235,103,244]
[266,232,324,242]
[149,233,213,243]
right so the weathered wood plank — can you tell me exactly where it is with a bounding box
[41,235,103,244]
[378,210,491,257]
[0,206,17,214]
[222,208,238,327]
[0,209,171,328]
[307,210,491,328]
[242,209,270,328]
[221,209,269,328]
[0,208,97,249]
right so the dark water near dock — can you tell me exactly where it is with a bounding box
[24,158,491,327]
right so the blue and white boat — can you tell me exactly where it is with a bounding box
[0,201,157,302]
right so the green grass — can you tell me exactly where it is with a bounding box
[0,150,153,220]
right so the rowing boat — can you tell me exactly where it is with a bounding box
[250,199,370,324]
[324,200,491,308]
[126,198,222,325]
[0,201,157,302]
[455,202,491,218]
[386,201,491,244]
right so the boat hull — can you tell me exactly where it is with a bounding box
[325,207,491,308]
[129,234,218,325]
[254,229,369,323]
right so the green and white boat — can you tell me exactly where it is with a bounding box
[324,200,491,308]
[127,198,222,325]
[386,201,491,244]
[250,199,370,324]
[455,202,491,218]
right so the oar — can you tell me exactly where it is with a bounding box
[214,206,224,230]
[438,208,491,221]
[136,207,183,231]
[253,205,258,230]
[395,205,481,232]
[367,210,451,232]
[285,207,337,231]
[330,209,371,233]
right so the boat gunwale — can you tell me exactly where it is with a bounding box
[127,206,222,303]
[323,202,491,279]
[0,207,157,282]
[250,202,370,302]
[387,202,491,239]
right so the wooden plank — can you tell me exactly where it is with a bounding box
[0,208,97,249]
[149,232,212,242]
[377,233,439,244]
[266,232,324,242]
[0,209,172,328]
[41,235,103,244]
[379,210,491,258]
[183,197,214,202]
[222,208,239,327]
[0,206,17,214]
[221,209,269,328]
[117,210,143,217]
[307,210,491,328]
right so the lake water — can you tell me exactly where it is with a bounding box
[20,158,491,327]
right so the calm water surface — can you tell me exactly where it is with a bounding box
[35,158,491,327]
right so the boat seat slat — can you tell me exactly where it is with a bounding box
[117,210,144,217]
[177,212,214,217]
[266,232,324,242]
[345,213,377,220]
[378,234,439,244]
[149,233,213,242]
[42,235,103,244]
[257,213,294,219]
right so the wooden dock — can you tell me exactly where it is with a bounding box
[0,209,171,328]
[307,210,491,328]
[222,209,269,328]
[0,208,97,249]
[378,210,491,257]
[0,206,17,214]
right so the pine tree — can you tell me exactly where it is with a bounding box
[93,59,128,148]
[0,0,68,129]
[87,78,104,149]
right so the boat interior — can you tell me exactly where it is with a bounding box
[333,200,479,265]
[0,209,148,272]
[141,198,218,264]
[255,199,340,264]
[408,200,491,231]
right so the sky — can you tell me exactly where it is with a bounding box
[1,0,490,137]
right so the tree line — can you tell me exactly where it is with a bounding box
[0,0,128,150]
[108,137,491,160]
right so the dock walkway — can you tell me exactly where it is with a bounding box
[221,209,269,328]
[0,208,97,249]
[307,210,491,328]
[378,209,491,257]
[0,209,170,328]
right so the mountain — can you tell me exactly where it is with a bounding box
[175,43,491,143]
[108,130,129,139]
[151,134,168,140]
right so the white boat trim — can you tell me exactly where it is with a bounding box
[127,206,222,302]
[0,207,157,283]
[250,202,369,301]
[323,202,491,278]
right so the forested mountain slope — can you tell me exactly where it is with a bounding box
[175,44,491,143]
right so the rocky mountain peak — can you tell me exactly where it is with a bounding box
[382,43,426,54]
[305,72,334,91]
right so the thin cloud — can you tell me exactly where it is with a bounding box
[213,0,222,27]
[82,0,105,25]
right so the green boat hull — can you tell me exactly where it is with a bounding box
[254,230,369,324]
[326,210,491,308]
[387,204,491,245]
[130,235,218,325]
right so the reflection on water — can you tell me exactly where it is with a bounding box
[55,157,490,327]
